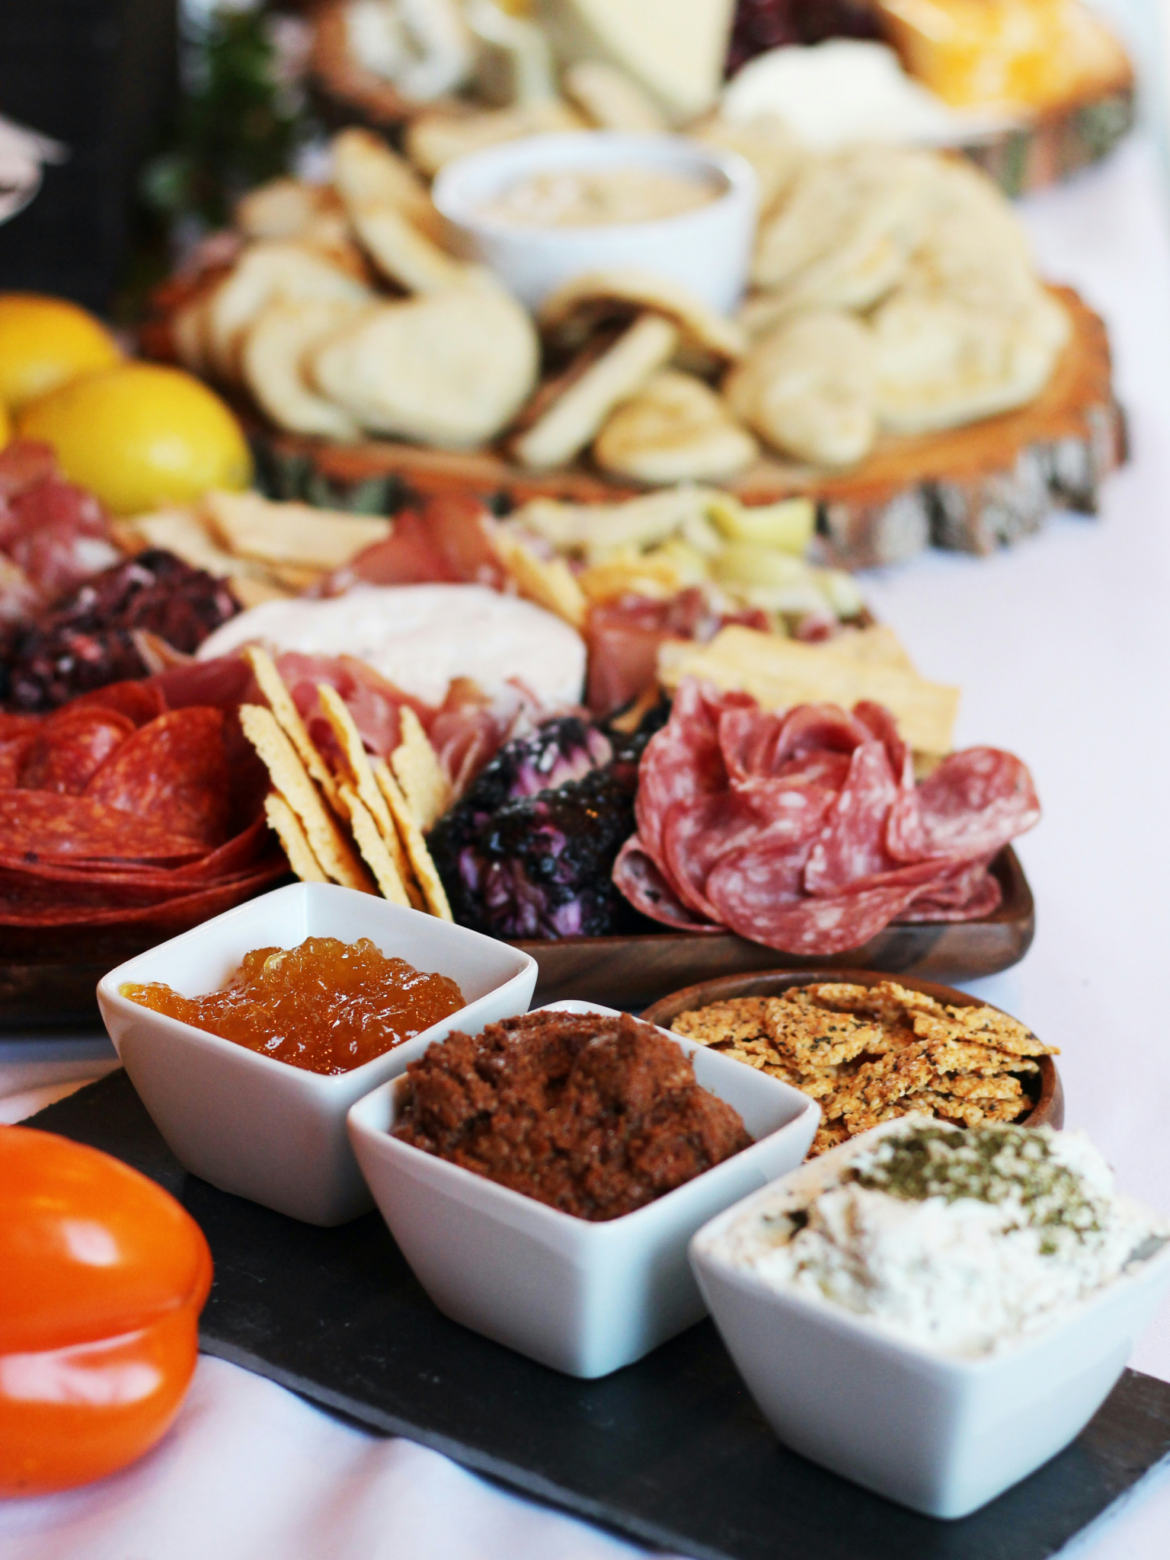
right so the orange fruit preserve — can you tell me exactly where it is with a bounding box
[122,937,465,1075]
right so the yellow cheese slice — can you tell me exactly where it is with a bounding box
[536,0,734,120]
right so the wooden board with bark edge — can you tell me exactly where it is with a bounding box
[309,0,457,129]
[258,287,1123,572]
[307,0,1133,193]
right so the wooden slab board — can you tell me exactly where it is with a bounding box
[257,288,1124,570]
[0,848,1031,1029]
[515,845,1033,1009]
[27,1069,1170,1560]
[309,0,1134,196]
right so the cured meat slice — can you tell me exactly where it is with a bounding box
[900,855,1004,921]
[635,680,748,875]
[71,680,168,726]
[804,740,899,895]
[613,679,1040,955]
[916,749,1041,860]
[0,734,34,787]
[611,837,721,932]
[18,708,134,794]
[85,708,231,847]
[0,792,204,862]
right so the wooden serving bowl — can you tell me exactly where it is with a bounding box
[642,967,1063,1130]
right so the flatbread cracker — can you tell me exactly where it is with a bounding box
[374,759,453,921]
[488,527,587,629]
[263,792,327,883]
[314,683,418,901]
[206,489,391,569]
[239,704,372,892]
[244,647,340,809]
[337,782,413,908]
[513,313,679,470]
[391,707,452,832]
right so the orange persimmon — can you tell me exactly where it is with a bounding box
[0,1125,212,1497]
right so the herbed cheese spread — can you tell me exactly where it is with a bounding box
[479,168,720,228]
[710,1118,1167,1358]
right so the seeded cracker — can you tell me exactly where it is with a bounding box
[315,683,421,908]
[245,646,340,809]
[764,997,879,1066]
[671,981,1058,1158]
[391,706,452,833]
[264,793,327,883]
[375,760,453,921]
[672,998,769,1047]
[240,704,372,892]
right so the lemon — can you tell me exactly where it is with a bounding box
[0,293,123,413]
[17,363,253,514]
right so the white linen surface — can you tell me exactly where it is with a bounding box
[5,133,1170,1560]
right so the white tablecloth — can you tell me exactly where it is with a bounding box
[5,131,1170,1560]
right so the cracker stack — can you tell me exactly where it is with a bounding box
[240,646,454,919]
[672,980,1058,1157]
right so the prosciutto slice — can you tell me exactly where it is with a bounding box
[612,678,1040,956]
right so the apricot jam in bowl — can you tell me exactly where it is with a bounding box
[98,883,537,1226]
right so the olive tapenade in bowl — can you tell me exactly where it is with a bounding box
[347,1000,819,1378]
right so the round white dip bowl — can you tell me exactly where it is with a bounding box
[432,131,758,314]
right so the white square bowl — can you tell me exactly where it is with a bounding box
[346,999,819,1378]
[689,1126,1170,1519]
[97,882,537,1226]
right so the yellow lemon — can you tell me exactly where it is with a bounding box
[17,363,253,514]
[0,293,123,413]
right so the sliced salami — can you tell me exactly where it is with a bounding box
[85,707,231,847]
[916,749,1041,859]
[0,792,204,863]
[613,679,1040,956]
[18,708,135,794]
[612,837,721,932]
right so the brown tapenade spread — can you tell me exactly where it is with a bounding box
[393,1010,753,1220]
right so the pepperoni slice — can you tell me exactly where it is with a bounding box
[0,792,204,863]
[85,708,231,847]
[18,708,135,794]
[71,680,167,726]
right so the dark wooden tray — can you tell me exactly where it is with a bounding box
[515,846,1034,1008]
[26,1070,1170,1560]
[0,848,1033,1029]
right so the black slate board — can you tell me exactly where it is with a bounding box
[27,1070,1170,1560]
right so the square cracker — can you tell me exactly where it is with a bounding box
[240,704,372,892]
[374,760,453,921]
[264,792,327,883]
[245,646,339,809]
[315,683,420,906]
[391,707,452,833]
[337,782,412,908]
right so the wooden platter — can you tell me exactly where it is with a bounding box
[29,1068,1170,1560]
[308,0,1134,196]
[0,847,1031,1030]
[257,287,1125,570]
[641,966,1063,1129]
[512,845,1033,1009]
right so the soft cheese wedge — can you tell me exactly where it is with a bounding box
[535,0,735,120]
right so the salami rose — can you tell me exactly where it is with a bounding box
[614,680,1040,956]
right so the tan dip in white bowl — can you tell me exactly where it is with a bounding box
[433,131,758,313]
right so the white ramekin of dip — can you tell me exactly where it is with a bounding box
[432,131,758,314]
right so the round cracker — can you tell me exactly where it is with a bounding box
[310,282,540,447]
[593,369,758,483]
